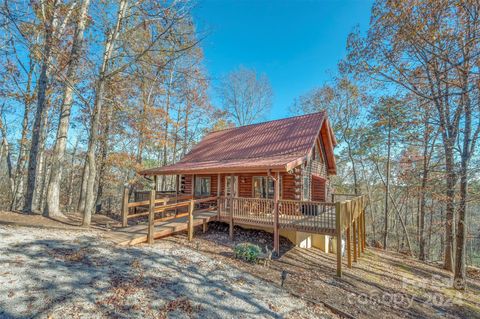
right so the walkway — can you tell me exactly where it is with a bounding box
[104,211,217,246]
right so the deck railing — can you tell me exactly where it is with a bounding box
[218,196,337,233]
[122,188,217,243]
[278,199,336,233]
[219,197,275,226]
[122,188,366,277]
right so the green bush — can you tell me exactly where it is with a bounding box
[234,243,261,263]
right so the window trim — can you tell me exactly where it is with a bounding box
[252,176,282,199]
[194,176,211,197]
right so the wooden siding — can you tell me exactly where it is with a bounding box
[311,175,326,202]
[181,172,298,200]
[183,174,219,196]
[182,175,192,194]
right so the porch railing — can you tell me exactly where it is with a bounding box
[278,199,336,232]
[121,189,367,277]
[218,197,337,233]
[218,197,275,226]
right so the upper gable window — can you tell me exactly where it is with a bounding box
[313,142,323,163]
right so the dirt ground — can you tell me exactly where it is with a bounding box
[166,222,480,319]
[0,221,332,319]
[1,212,479,319]
[0,210,120,230]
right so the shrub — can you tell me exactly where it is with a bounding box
[234,243,261,263]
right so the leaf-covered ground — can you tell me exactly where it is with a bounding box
[166,222,480,319]
[1,212,478,319]
[0,222,331,319]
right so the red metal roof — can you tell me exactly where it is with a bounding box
[140,111,336,175]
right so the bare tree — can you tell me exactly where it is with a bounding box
[218,66,273,126]
[45,0,91,218]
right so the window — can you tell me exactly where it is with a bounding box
[302,175,310,200]
[195,176,211,196]
[253,176,281,199]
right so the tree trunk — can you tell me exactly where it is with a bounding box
[454,91,473,289]
[23,2,59,213]
[66,140,79,211]
[82,80,105,225]
[81,0,128,226]
[78,161,89,213]
[419,126,430,261]
[10,60,34,211]
[383,113,392,249]
[161,65,175,190]
[45,0,91,218]
[95,101,113,209]
[0,115,14,196]
[443,143,456,272]
[346,141,359,195]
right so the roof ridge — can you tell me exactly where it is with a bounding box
[208,110,326,134]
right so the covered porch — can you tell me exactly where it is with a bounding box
[122,170,367,277]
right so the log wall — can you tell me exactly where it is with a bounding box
[181,172,300,200]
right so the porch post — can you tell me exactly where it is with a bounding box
[229,173,234,240]
[147,189,155,244]
[175,175,179,215]
[273,171,280,255]
[217,173,221,219]
[154,175,158,192]
[121,186,129,227]
[188,199,194,241]
[192,174,195,199]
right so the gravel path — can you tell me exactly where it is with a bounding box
[0,225,329,319]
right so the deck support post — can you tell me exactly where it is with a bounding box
[362,198,367,250]
[335,201,342,277]
[353,218,358,262]
[360,198,364,254]
[273,171,280,256]
[229,173,234,240]
[121,186,129,227]
[188,199,194,241]
[147,189,155,244]
[346,201,352,268]
[203,218,207,233]
[357,215,361,258]
[229,201,234,239]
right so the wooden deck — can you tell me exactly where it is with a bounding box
[217,212,337,235]
[105,211,217,246]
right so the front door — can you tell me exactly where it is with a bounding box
[225,175,238,197]
[225,176,238,210]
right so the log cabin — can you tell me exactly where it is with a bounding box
[139,112,338,243]
[134,111,366,276]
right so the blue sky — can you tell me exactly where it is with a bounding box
[193,0,373,120]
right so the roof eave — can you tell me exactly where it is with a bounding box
[139,164,288,176]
